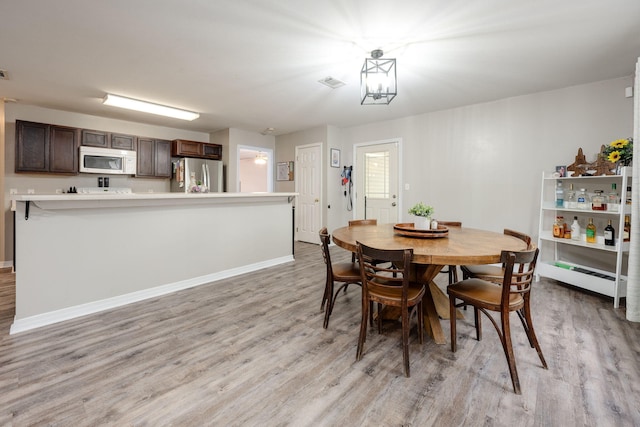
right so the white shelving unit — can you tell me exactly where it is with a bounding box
[536,167,632,308]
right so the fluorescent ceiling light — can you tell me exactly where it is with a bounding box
[103,94,200,121]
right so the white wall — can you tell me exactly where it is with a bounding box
[336,77,634,239]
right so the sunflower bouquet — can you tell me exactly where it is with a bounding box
[603,138,633,166]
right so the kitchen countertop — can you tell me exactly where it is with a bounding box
[11,192,298,210]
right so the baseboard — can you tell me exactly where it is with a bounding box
[10,255,294,335]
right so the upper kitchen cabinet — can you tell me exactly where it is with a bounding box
[172,139,222,160]
[137,138,171,178]
[16,120,78,174]
[81,129,136,151]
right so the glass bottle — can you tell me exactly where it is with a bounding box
[624,215,631,242]
[553,216,565,238]
[555,180,564,208]
[591,190,607,211]
[607,183,619,212]
[566,183,576,209]
[604,219,615,246]
[571,216,581,241]
[626,185,632,205]
[586,218,596,243]
[577,188,588,210]
[563,221,571,239]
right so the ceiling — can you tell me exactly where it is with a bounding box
[1,1,639,136]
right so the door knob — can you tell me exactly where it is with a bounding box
[392,202,397,206]
[314,198,319,203]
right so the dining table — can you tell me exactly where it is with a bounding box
[331,222,529,344]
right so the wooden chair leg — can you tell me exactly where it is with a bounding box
[322,279,335,328]
[369,301,373,328]
[417,301,424,344]
[377,303,383,334]
[474,307,482,341]
[401,304,410,377]
[499,312,521,394]
[449,295,457,352]
[522,297,548,369]
[321,277,331,311]
[356,296,368,361]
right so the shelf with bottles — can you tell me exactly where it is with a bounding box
[537,167,631,308]
[538,230,630,252]
[540,202,631,215]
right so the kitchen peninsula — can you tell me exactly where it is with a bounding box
[11,192,297,334]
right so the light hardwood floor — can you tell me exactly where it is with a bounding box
[0,243,639,426]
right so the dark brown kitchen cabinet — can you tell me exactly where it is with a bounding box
[202,143,222,160]
[172,139,202,157]
[172,139,222,160]
[82,129,136,151]
[137,138,171,178]
[111,133,136,150]
[16,120,78,174]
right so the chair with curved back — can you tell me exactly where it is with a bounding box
[437,221,462,284]
[460,229,532,283]
[356,241,425,377]
[447,247,547,394]
[319,227,361,329]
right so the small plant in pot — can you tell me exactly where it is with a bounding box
[408,202,434,230]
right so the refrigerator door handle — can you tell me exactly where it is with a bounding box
[204,164,210,191]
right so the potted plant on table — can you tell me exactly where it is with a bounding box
[408,202,434,230]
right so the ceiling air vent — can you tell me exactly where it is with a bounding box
[318,76,345,89]
[0,69,8,80]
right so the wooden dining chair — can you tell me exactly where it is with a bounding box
[348,219,377,263]
[460,229,532,283]
[437,221,462,284]
[356,241,425,377]
[319,227,361,329]
[447,247,547,394]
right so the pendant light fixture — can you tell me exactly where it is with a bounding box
[360,49,397,105]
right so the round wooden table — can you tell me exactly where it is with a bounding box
[332,223,528,344]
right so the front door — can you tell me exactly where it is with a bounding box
[295,143,322,243]
[355,141,399,223]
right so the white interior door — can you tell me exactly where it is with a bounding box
[355,141,399,223]
[295,144,322,243]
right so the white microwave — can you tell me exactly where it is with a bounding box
[79,146,137,175]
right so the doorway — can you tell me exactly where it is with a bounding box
[238,146,273,192]
[295,143,322,244]
[354,140,400,223]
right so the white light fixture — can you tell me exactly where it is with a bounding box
[360,49,397,105]
[102,94,200,121]
[255,152,267,165]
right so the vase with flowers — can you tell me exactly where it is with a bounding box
[603,137,633,174]
[408,202,434,230]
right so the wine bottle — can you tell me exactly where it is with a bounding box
[604,219,615,246]
[624,215,631,242]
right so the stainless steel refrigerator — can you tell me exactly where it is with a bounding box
[171,157,223,193]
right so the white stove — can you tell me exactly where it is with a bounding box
[76,187,133,194]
